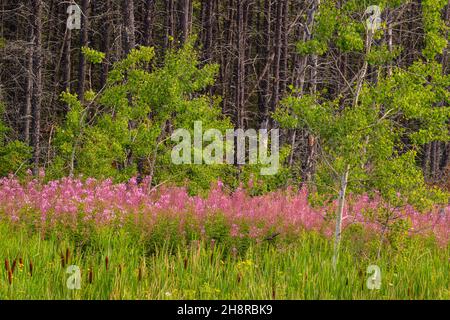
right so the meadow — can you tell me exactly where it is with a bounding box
[0,176,448,299]
[2,0,450,302]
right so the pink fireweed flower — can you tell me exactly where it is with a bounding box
[0,176,448,245]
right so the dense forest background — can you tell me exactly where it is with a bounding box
[1,0,450,193]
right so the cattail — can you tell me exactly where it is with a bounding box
[11,259,17,274]
[105,256,109,271]
[5,258,10,272]
[237,273,241,283]
[118,264,123,275]
[138,267,142,282]
[88,267,93,284]
[65,248,70,265]
[272,286,276,300]
[183,257,188,270]
[7,269,12,285]
[29,259,33,277]
[60,252,66,268]
[19,257,23,267]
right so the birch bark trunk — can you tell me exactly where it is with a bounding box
[332,165,350,268]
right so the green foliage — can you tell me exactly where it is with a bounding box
[297,0,338,56]
[422,0,449,60]
[52,43,236,189]
[275,59,450,210]
[336,19,365,53]
[0,140,31,176]
[371,60,450,145]
[386,218,411,251]
[81,47,106,64]
[239,145,293,195]
[296,0,387,56]
[0,103,31,176]
[48,91,86,178]
[297,0,414,58]
[366,45,402,66]
[84,89,97,102]
[287,0,450,210]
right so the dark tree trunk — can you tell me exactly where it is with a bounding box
[24,33,34,144]
[165,0,175,50]
[236,0,246,129]
[78,0,89,102]
[123,0,136,54]
[271,0,283,118]
[63,2,72,93]
[143,0,155,47]
[430,141,440,180]
[31,0,43,175]
[221,0,236,116]
[100,0,111,89]
[280,0,289,94]
[180,0,191,43]
[259,0,272,129]
[423,143,432,180]
[202,0,216,59]
[443,1,450,171]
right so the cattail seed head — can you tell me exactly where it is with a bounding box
[65,248,70,265]
[105,256,109,271]
[5,258,10,272]
[29,260,33,277]
[88,267,93,284]
[60,252,65,268]
[138,267,142,282]
[183,257,188,270]
[7,269,12,285]
[11,259,17,274]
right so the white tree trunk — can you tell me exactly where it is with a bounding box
[332,165,350,268]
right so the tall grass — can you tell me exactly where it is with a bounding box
[0,223,448,300]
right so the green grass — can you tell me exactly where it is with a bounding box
[0,223,448,300]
